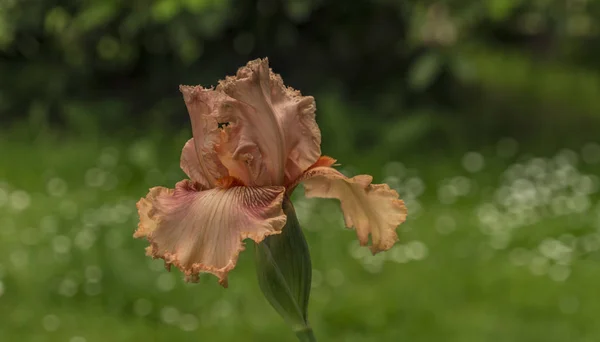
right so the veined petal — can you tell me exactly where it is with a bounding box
[215,59,286,186]
[269,70,322,185]
[180,86,230,187]
[216,58,321,186]
[180,84,272,186]
[297,166,407,254]
[135,180,287,287]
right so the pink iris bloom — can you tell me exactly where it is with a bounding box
[135,58,407,287]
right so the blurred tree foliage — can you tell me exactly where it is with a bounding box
[1,0,600,143]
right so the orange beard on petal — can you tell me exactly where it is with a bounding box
[215,176,247,189]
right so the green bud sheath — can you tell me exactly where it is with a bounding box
[254,196,316,342]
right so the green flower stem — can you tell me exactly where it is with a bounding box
[295,326,317,342]
[254,196,316,342]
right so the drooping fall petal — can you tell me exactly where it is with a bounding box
[135,180,287,287]
[296,166,407,254]
[217,58,321,186]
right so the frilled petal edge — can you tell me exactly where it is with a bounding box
[135,180,287,287]
[215,58,322,186]
[179,85,230,187]
[296,164,407,254]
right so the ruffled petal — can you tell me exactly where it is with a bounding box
[268,68,322,185]
[215,58,321,185]
[297,166,407,254]
[216,59,285,186]
[135,180,287,287]
[180,84,274,186]
[179,86,230,187]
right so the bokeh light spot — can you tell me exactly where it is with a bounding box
[161,306,180,324]
[497,137,518,158]
[179,314,199,332]
[326,268,345,287]
[42,314,60,332]
[156,273,176,292]
[0,188,8,207]
[581,142,600,164]
[134,298,153,317]
[435,215,456,235]
[53,235,71,254]
[462,152,485,173]
[9,190,30,211]
[58,278,78,297]
[47,178,68,197]
[406,241,429,260]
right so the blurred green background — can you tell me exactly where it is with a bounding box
[2,0,600,341]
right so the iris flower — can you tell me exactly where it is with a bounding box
[135,58,407,287]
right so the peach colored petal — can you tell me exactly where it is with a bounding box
[216,58,321,186]
[268,68,322,185]
[134,180,287,287]
[215,59,286,186]
[286,155,337,193]
[180,84,272,186]
[179,86,230,187]
[308,155,337,169]
[134,186,164,238]
[180,138,212,188]
[297,166,407,254]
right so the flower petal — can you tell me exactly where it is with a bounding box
[180,138,213,188]
[180,84,272,186]
[135,180,287,287]
[135,186,163,239]
[179,86,230,187]
[216,58,321,186]
[297,166,407,254]
[268,68,322,185]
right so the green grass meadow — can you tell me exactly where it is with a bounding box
[1,134,599,342]
[4,1,600,341]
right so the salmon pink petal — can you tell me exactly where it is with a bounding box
[216,58,321,186]
[180,86,230,187]
[180,84,271,186]
[297,166,407,254]
[180,138,214,188]
[135,180,287,287]
[268,67,321,185]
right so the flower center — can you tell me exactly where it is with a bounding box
[215,176,246,189]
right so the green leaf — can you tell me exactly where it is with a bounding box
[254,197,316,341]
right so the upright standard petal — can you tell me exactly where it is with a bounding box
[135,180,287,287]
[180,86,230,187]
[269,70,322,186]
[216,58,321,186]
[296,165,407,254]
[180,84,273,186]
[180,138,213,188]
